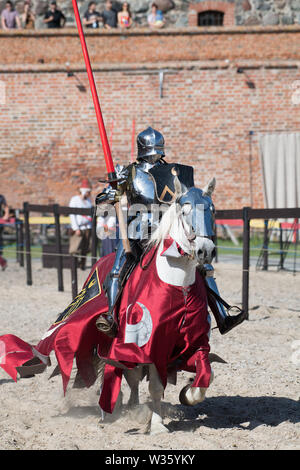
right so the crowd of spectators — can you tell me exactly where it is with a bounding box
[0,0,166,30]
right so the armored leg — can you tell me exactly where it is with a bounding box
[96,240,126,337]
[104,240,127,311]
[96,240,141,337]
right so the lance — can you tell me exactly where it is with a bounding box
[71,0,131,253]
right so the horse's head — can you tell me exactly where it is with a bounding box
[174,178,216,265]
[149,177,216,266]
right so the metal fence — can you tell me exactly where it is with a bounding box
[2,203,300,318]
[215,207,300,318]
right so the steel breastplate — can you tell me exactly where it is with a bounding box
[126,165,160,207]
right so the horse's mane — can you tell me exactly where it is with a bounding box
[147,201,180,248]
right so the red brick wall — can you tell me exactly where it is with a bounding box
[0,27,300,210]
[1,26,300,65]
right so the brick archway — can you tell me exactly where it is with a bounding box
[188,1,235,27]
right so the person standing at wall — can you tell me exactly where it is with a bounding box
[0,194,9,271]
[102,0,117,29]
[83,1,103,28]
[68,179,93,270]
[43,1,66,28]
[147,3,165,28]
[117,2,132,29]
[1,1,21,29]
[21,0,35,29]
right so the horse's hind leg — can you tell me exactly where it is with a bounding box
[124,366,144,408]
[147,364,169,435]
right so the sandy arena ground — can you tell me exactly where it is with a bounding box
[0,258,299,450]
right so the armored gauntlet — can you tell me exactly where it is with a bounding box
[96,164,129,205]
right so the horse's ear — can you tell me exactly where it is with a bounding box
[203,177,216,197]
[174,175,182,197]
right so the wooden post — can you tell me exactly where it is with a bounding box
[53,204,64,292]
[15,216,20,264]
[91,206,98,266]
[279,223,284,270]
[71,255,78,300]
[263,219,269,271]
[242,206,250,320]
[23,202,32,286]
[293,218,298,276]
[19,219,24,267]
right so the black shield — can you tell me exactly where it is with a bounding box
[149,163,194,203]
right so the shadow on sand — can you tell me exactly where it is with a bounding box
[43,393,300,434]
[166,395,300,432]
[0,378,15,385]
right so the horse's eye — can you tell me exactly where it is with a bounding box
[182,204,192,215]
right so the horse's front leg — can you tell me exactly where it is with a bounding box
[146,364,169,435]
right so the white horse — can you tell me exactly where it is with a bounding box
[2,178,222,436]
[99,178,221,434]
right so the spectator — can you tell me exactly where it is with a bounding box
[43,1,66,28]
[117,2,132,29]
[97,209,119,257]
[147,2,165,28]
[83,1,103,29]
[0,194,9,271]
[102,0,117,29]
[69,179,93,271]
[21,0,35,29]
[1,1,21,30]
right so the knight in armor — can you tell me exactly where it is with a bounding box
[95,127,245,337]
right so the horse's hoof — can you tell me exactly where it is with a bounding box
[149,423,170,435]
[179,384,193,406]
[145,412,169,435]
[179,384,207,406]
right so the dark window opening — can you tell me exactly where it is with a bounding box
[198,10,224,26]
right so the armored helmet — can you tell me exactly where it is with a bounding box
[137,127,165,163]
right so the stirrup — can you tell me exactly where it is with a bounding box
[96,313,118,338]
[219,309,247,335]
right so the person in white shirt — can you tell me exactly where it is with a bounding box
[69,178,93,270]
[97,210,119,257]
